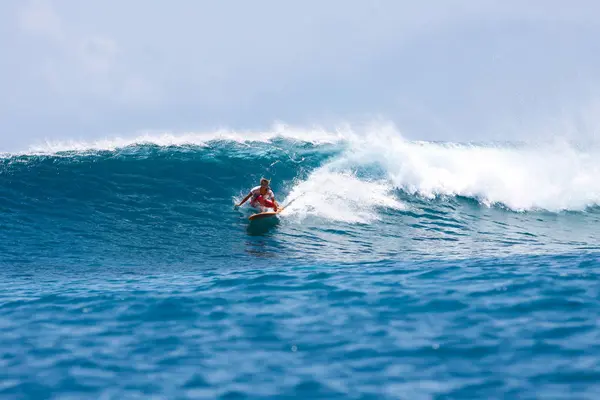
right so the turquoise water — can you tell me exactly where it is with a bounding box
[1,135,600,399]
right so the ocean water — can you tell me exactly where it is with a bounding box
[1,128,600,399]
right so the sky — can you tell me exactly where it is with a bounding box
[2,0,600,151]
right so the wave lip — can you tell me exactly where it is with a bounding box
[24,124,351,155]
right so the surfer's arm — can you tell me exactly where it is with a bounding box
[269,190,279,209]
[236,192,252,207]
[271,196,279,210]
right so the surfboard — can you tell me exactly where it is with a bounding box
[248,207,284,221]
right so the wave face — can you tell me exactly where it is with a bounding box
[2,129,600,399]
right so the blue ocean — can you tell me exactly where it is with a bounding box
[1,129,599,399]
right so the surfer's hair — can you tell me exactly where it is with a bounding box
[260,178,270,185]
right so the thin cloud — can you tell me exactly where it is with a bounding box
[18,0,64,42]
[13,0,158,109]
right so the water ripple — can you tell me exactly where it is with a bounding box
[2,254,600,398]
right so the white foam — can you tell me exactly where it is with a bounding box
[282,168,405,224]
[330,129,600,212]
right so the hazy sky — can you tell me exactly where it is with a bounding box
[2,0,600,150]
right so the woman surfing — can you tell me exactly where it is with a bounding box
[236,178,279,212]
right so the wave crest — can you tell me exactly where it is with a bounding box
[8,123,600,213]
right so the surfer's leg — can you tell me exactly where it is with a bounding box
[263,199,274,207]
[260,198,277,210]
[252,195,264,208]
[254,195,277,211]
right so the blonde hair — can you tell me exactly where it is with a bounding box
[260,178,270,185]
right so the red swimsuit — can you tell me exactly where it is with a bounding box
[250,186,276,209]
[253,194,276,209]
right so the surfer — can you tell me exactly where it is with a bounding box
[236,178,279,212]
